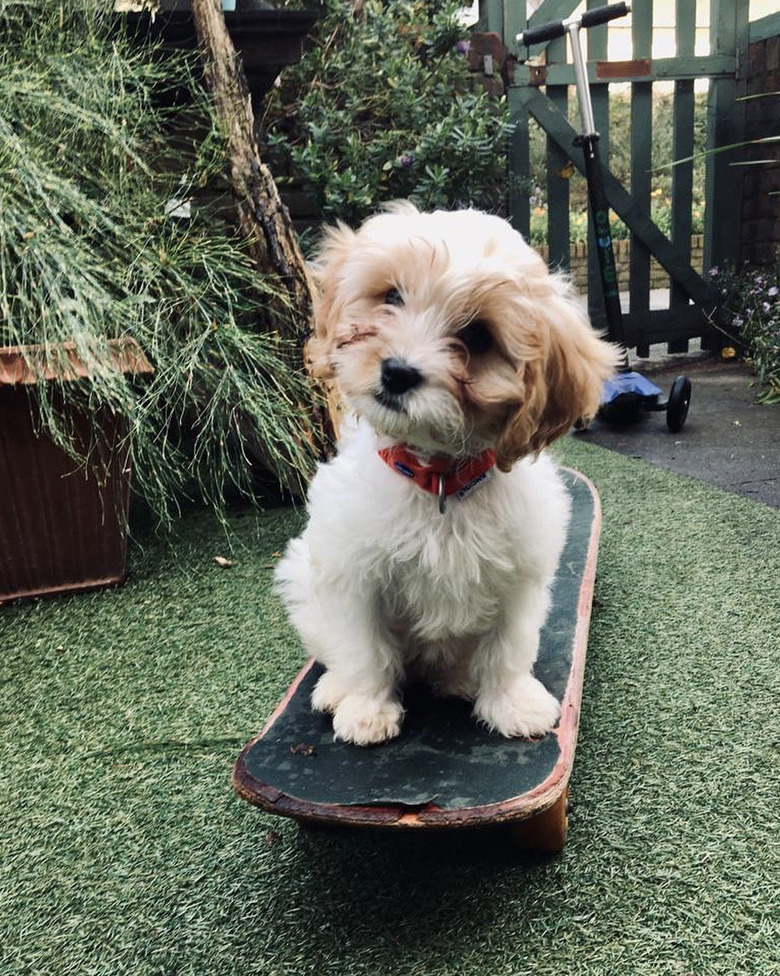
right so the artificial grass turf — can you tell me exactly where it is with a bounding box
[2,437,779,976]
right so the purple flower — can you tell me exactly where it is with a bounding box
[455,39,470,56]
[397,153,415,169]
[768,286,779,298]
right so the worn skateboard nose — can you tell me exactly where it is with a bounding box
[380,357,423,396]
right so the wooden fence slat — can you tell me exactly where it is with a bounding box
[704,0,749,274]
[585,0,611,318]
[479,0,504,35]
[507,0,530,239]
[630,0,654,354]
[508,95,531,240]
[546,33,571,272]
[668,0,698,352]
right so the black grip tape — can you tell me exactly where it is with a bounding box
[518,19,565,46]
[519,3,629,47]
[581,3,630,30]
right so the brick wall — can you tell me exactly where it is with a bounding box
[741,30,780,266]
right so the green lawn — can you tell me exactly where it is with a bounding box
[2,437,779,976]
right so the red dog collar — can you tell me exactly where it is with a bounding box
[378,445,496,513]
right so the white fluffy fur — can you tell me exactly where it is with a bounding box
[275,205,620,745]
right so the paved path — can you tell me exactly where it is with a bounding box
[579,354,780,508]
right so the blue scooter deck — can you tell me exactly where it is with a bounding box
[233,468,601,852]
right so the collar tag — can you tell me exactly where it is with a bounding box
[455,466,494,501]
[393,460,416,479]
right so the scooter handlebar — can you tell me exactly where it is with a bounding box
[516,2,630,47]
[581,2,631,30]
[516,18,567,46]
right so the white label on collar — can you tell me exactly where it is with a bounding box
[455,466,495,501]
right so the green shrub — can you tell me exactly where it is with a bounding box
[261,0,514,233]
[0,0,322,523]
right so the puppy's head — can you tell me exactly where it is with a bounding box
[308,203,621,466]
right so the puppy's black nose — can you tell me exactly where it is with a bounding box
[380,357,423,396]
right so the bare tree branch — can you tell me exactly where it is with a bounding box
[190,0,314,347]
[190,0,334,460]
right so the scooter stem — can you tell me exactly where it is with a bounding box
[568,24,597,137]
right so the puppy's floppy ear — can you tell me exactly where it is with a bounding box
[495,279,621,470]
[305,222,356,380]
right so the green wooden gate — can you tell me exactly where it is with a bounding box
[480,0,750,354]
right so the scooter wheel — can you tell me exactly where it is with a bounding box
[666,375,691,433]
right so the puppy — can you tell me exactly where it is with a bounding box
[275,204,619,746]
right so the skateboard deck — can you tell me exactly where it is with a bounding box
[233,468,601,852]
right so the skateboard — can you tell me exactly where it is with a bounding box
[233,468,601,853]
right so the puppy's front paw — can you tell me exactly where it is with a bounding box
[474,675,560,739]
[332,693,404,746]
[311,669,349,714]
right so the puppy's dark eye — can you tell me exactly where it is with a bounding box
[384,287,404,307]
[457,319,493,355]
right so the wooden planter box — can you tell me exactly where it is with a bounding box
[0,340,153,603]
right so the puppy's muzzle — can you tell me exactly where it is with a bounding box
[375,357,423,411]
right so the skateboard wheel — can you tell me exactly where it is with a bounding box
[510,788,569,854]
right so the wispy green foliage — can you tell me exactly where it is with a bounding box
[0,0,322,524]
